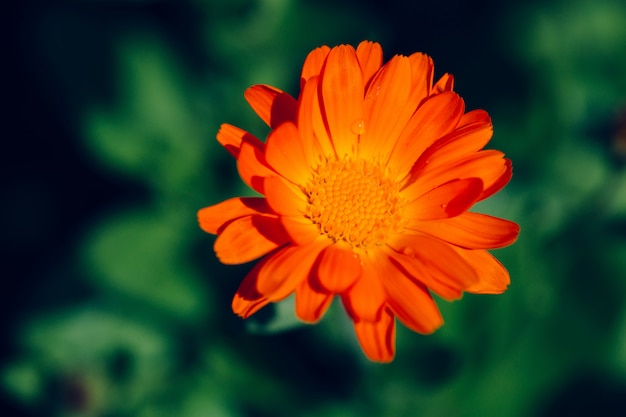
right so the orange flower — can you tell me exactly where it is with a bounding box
[198,41,520,362]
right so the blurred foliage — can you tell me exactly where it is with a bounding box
[4,0,626,416]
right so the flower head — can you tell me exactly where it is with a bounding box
[198,41,519,362]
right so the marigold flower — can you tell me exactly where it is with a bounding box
[198,41,520,362]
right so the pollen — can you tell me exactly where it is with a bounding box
[305,158,404,249]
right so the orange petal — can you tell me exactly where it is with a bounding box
[389,92,465,179]
[237,141,274,194]
[405,178,483,220]
[320,44,364,157]
[216,123,263,158]
[451,247,511,294]
[232,257,272,318]
[297,76,329,165]
[214,215,290,265]
[448,109,493,154]
[265,121,311,186]
[360,55,415,160]
[244,84,297,128]
[280,216,320,246]
[295,279,333,323]
[479,158,512,201]
[353,308,396,363]
[369,251,443,334]
[432,73,454,94]
[386,250,463,301]
[198,197,272,234]
[340,256,386,322]
[410,109,493,176]
[307,76,337,159]
[402,150,508,201]
[408,52,434,106]
[315,242,362,293]
[233,296,269,319]
[301,45,331,85]
[264,176,307,216]
[387,233,479,293]
[409,212,520,249]
[256,240,326,301]
[356,40,383,87]
[459,108,492,127]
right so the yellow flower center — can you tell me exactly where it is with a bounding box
[305,158,404,249]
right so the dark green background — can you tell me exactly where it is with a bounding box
[4,0,626,416]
